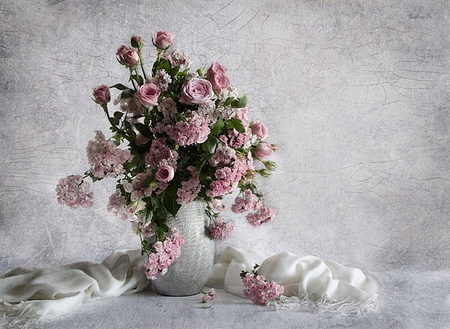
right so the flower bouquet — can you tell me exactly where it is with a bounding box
[56,30,277,281]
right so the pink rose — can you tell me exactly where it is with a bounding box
[207,62,230,93]
[155,165,175,182]
[92,84,111,105]
[249,120,268,140]
[207,62,227,76]
[255,142,273,159]
[210,71,230,93]
[116,45,139,67]
[179,78,214,105]
[154,30,175,49]
[136,83,161,107]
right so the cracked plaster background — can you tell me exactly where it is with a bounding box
[1,0,450,327]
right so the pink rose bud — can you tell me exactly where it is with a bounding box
[250,120,268,140]
[255,142,273,159]
[136,83,161,107]
[155,165,175,182]
[92,84,111,105]
[131,35,142,48]
[179,78,214,105]
[154,30,175,49]
[206,62,230,93]
[207,62,227,77]
[116,45,139,67]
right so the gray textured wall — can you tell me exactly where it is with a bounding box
[1,0,449,274]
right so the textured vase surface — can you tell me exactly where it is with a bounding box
[151,201,215,296]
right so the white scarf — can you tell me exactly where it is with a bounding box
[0,247,381,325]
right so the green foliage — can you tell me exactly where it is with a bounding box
[162,184,181,217]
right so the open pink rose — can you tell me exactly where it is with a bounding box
[210,71,230,93]
[116,45,139,67]
[255,142,273,159]
[155,165,175,182]
[179,78,214,105]
[154,30,175,49]
[250,120,268,140]
[93,84,111,105]
[136,83,161,107]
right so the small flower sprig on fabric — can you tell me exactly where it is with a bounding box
[240,264,284,306]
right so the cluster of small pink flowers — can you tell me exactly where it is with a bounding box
[145,137,178,169]
[157,97,177,119]
[231,189,262,214]
[227,128,251,149]
[207,155,250,198]
[246,206,276,227]
[165,110,210,146]
[167,48,190,70]
[123,170,168,201]
[208,217,235,240]
[86,130,133,179]
[107,189,140,221]
[56,175,94,209]
[114,94,144,115]
[145,229,185,280]
[150,69,172,91]
[241,268,284,306]
[208,198,226,211]
[176,166,201,204]
[209,144,236,167]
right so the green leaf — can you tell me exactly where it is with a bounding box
[134,122,152,138]
[210,118,225,135]
[131,74,144,86]
[202,135,220,154]
[162,185,181,217]
[110,111,124,126]
[121,89,135,99]
[227,117,245,133]
[224,97,234,106]
[110,83,130,91]
[153,58,172,75]
[230,94,247,108]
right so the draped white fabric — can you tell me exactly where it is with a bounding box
[0,250,148,320]
[207,247,382,314]
[0,247,381,323]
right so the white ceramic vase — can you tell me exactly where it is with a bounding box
[151,201,215,296]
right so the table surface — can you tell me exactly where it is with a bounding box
[30,269,449,329]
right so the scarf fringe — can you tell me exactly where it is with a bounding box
[273,294,380,316]
[1,302,40,329]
